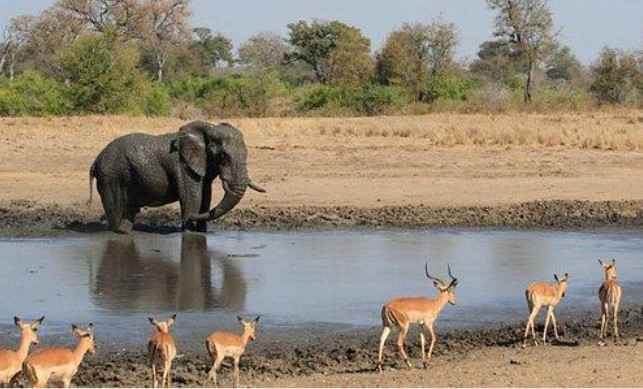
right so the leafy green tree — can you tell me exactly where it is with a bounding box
[486,0,557,102]
[192,27,234,71]
[377,20,458,100]
[238,32,289,70]
[59,33,150,113]
[590,47,641,104]
[546,45,584,83]
[285,20,371,84]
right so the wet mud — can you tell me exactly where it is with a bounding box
[17,306,642,387]
[3,199,643,237]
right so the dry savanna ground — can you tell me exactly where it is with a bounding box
[1,110,643,210]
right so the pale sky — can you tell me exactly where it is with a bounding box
[1,0,642,64]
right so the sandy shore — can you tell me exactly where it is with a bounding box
[2,113,643,235]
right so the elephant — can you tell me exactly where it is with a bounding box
[88,121,265,233]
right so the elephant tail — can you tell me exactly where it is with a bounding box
[88,161,96,206]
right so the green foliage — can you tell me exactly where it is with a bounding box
[0,71,70,116]
[590,47,641,105]
[59,34,151,114]
[200,72,287,117]
[422,74,479,102]
[144,84,171,116]
[295,83,407,115]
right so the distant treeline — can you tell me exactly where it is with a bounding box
[0,0,641,117]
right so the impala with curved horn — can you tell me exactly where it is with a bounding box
[377,262,458,372]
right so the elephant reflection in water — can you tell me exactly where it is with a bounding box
[90,233,247,312]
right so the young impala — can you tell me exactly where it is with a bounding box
[377,263,458,372]
[22,323,95,388]
[205,316,260,388]
[0,316,44,387]
[523,273,569,347]
[148,314,177,388]
[598,259,622,342]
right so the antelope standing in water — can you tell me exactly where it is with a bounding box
[147,314,177,388]
[205,316,260,388]
[598,259,622,343]
[22,323,95,388]
[523,273,569,347]
[0,316,44,387]
[377,263,458,372]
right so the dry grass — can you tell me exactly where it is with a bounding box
[1,109,642,151]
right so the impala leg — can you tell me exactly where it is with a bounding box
[62,376,72,388]
[613,302,620,341]
[524,305,540,347]
[419,330,426,368]
[600,303,608,339]
[550,309,560,340]
[377,326,391,373]
[152,362,158,388]
[426,323,437,364]
[233,356,240,388]
[543,307,552,344]
[208,353,224,386]
[161,363,169,389]
[166,360,172,388]
[396,324,412,368]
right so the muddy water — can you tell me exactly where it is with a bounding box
[1,229,642,349]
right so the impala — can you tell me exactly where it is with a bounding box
[523,273,569,347]
[598,259,622,342]
[22,323,95,388]
[205,316,260,388]
[148,314,177,388]
[0,316,44,387]
[377,263,458,372]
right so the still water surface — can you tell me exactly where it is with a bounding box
[1,229,642,346]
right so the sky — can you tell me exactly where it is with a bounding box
[1,0,642,64]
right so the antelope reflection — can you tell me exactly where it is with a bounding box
[90,233,247,312]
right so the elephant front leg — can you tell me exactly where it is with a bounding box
[196,183,212,233]
[179,179,204,232]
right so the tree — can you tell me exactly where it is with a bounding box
[238,32,289,71]
[486,0,557,103]
[0,16,35,79]
[326,25,373,86]
[139,0,191,82]
[55,0,143,36]
[545,45,583,84]
[59,33,149,113]
[589,47,641,104]
[470,39,526,84]
[191,27,234,71]
[377,20,458,100]
[286,20,371,84]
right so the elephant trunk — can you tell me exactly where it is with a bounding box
[191,160,249,222]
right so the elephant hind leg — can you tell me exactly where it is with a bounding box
[100,183,128,233]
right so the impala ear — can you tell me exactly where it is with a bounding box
[598,259,603,266]
[612,259,616,265]
[564,272,569,279]
[14,316,21,327]
[554,274,559,282]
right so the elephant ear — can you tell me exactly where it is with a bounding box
[178,130,207,177]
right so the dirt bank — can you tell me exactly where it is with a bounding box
[9,306,641,387]
[3,199,643,237]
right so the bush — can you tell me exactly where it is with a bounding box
[295,83,407,115]
[0,71,70,116]
[422,74,479,102]
[144,84,171,116]
[202,72,287,117]
[59,34,151,114]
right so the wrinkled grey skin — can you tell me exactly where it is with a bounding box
[89,121,266,233]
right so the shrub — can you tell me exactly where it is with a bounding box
[422,74,479,102]
[295,83,407,115]
[348,84,408,115]
[144,84,171,116]
[59,34,151,114]
[0,71,70,116]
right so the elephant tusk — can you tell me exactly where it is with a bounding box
[248,180,267,193]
